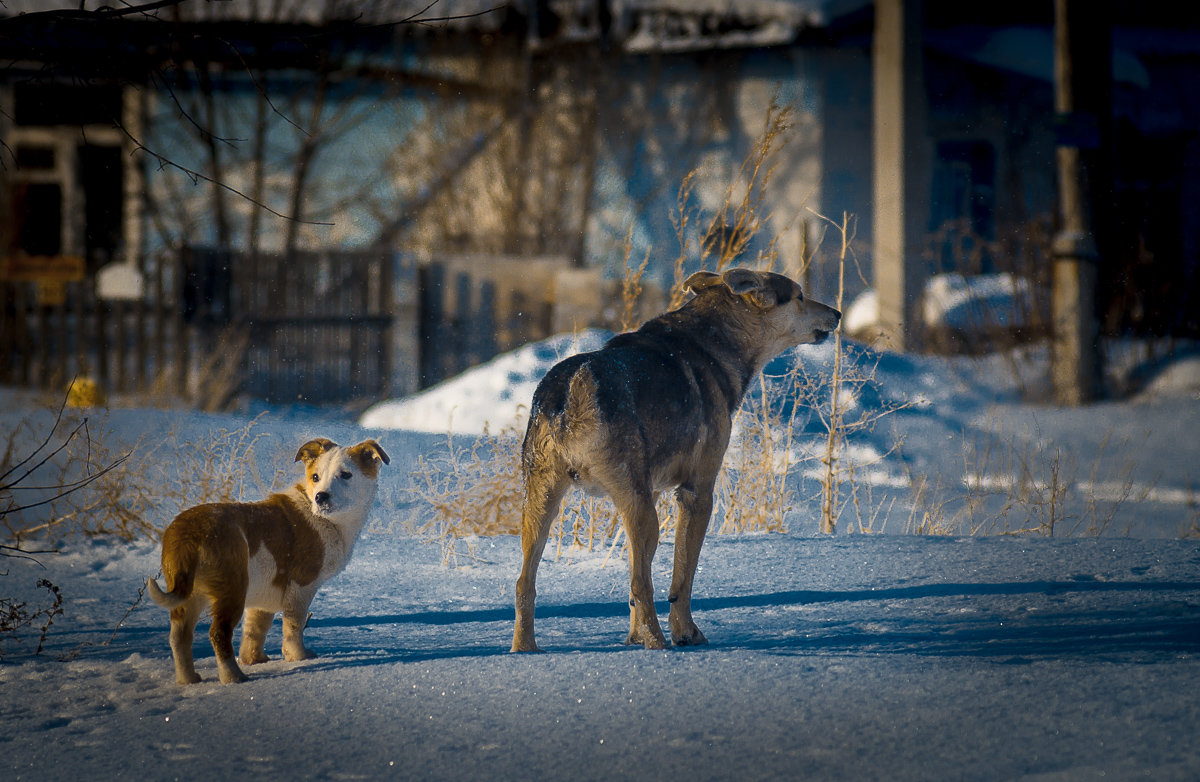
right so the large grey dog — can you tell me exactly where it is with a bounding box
[511,267,841,652]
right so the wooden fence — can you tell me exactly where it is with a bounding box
[0,249,558,409]
[417,261,555,388]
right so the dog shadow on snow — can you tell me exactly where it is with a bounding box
[294,578,1200,668]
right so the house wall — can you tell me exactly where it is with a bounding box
[131,20,1200,342]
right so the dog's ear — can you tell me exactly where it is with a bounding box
[295,437,338,464]
[722,268,778,308]
[349,440,391,467]
[683,271,723,293]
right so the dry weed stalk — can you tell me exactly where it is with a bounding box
[618,226,652,332]
[812,210,851,534]
[669,96,795,309]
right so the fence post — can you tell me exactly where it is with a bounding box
[95,296,110,393]
[114,299,128,393]
[418,262,446,388]
[473,280,497,367]
[453,271,472,375]
[387,253,419,398]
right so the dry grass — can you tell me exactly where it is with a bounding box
[1,397,275,545]
[408,94,1154,554]
[0,577,62,658]
[894,420,1149,538]
[714,377,795,534]
[407,97,854,556]
[407,415,528,565]
[0,400,142,542]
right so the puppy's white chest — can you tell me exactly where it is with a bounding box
[244,547,288,611]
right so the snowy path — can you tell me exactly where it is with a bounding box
[5,531,1200,780]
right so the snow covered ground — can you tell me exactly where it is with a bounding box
[3,329,1200,780]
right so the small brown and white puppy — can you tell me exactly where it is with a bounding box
[512,268,840,652]
[147,438,389,684]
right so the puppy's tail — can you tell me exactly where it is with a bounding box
[146,530,200,610]
[146,575,190,610]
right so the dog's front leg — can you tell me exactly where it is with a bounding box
[668,483,714,646]
[620,492,668,650]
[282,589,318,662]
[238,608,275,665]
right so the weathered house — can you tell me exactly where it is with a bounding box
[1,0,1197,406]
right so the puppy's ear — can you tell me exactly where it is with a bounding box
[295,437,338,464]
[683,270,723,293]
[350,440,390,467]
[722,268,777,308]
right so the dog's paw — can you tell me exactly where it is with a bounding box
[218,667,249,684]
[176,672,202,685]
[671,627,709,646]
[239,651,270,666]
[510,640,544,653]
[283,647,316,662]
[625,628,668,650]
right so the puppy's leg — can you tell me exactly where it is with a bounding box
[209,576,249,684]
[668,482,714,646]
[168,598,205,685]
[512,463,570,653]
[238,609,274,665]
[617,490,667,650]
[282,587,318,662]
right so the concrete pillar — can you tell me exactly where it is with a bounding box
[1052,0,1108,405]
[872,0,930,351]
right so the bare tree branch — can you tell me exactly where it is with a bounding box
[0,0,191,24]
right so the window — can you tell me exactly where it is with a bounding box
[4,83,126,273]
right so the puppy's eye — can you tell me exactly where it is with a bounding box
[311,473,320,483]
[339,471,352,481]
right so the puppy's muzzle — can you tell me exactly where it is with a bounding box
[314,491,333,512]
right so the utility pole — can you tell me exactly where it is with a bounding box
[873,0,930,352]
[1052,0,1110,405]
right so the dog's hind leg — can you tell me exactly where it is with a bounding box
[511,461,570,653]
[168,598,205,684]
[617,489,668,650]
[238,609,274,665]
[668,482,714,646]
[208,574,250,683]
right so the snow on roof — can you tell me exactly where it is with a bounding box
[0,1,864,49]
[0,0,510,28]
[614,0,835,52]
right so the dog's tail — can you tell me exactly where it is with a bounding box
[146,575,188,609]
[561,367,600,435]
[146,527,201,610]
